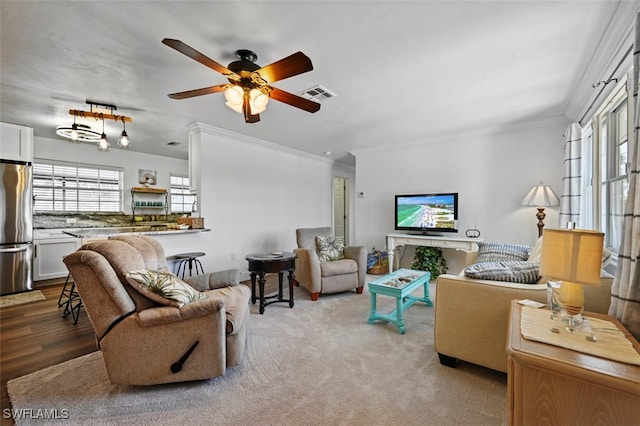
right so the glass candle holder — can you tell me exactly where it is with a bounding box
[559,281,584,332]
[547,280,561,319]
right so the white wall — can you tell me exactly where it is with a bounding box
[188,124,333,277]
[35,117,569,277]
[352,117,568,270]
[34,136,188,213]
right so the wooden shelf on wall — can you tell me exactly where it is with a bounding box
[131,187,166,194]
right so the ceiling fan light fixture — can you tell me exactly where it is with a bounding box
[224,86,244,105]
[163,39,319,123]
[249,88,269,114]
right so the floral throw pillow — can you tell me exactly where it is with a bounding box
[315,235,345,262]
[125,270,207,308]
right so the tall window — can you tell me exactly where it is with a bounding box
[33,160,123,212]
[582,75,631,252]
[170,175,196,213]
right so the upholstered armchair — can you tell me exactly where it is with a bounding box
[293,227,367,301]
[63,235,250,386]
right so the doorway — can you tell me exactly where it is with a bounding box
[333,176,349,245]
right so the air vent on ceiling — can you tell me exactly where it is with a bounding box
[166,141,181,146]
[299,85,336,102]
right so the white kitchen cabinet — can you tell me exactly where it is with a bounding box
[0,122,33,162]
[33,231,81,281]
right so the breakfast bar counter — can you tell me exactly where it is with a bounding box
[63,226,211,241]
[61,226,212,276]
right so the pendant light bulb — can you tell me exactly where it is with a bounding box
[118,119,130,148]
[69,113,81,143]
[98,133,110,151]
[119,130,130,148]
[98,120,110,151]
[70,123,79,142]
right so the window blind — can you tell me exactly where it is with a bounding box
[33,160,123,212]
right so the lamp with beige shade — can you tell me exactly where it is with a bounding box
[540,228,605,332]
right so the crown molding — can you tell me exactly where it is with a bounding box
[185,122,333,164]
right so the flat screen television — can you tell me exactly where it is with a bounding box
[394,192,458,235]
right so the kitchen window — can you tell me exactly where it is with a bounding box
[581,73,631,253]
[33,160,123,212]
[170,174,196,213]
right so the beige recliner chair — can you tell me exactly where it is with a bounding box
[63,235,250,386]
[293,227,366,301]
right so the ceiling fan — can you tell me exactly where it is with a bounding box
[162,38,320,123]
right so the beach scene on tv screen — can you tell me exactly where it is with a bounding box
[397,195,455,229]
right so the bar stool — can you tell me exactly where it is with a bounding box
[174,252,206,278]
[57,273,75,307]
[57,273,83,324]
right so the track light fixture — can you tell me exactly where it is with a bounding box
[56,101,132,151]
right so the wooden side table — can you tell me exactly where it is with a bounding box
[506,300,640,426]
[246,252,296,314]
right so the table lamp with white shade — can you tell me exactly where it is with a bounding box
[521,182,560,238]
[539,228,604,332]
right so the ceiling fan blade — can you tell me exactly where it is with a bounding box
[269,87,321,113]
[243,97,260,123]
[162,38,233,76]
[256,52,313,83]
[167,84,227,99]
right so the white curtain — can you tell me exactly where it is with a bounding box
[609,12,640,340]
[558,123,582,228]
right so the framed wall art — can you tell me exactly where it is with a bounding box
[139,169,157,185]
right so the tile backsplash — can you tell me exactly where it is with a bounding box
[34,212,186,229]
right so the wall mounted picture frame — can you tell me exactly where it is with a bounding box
[139,169,157,185]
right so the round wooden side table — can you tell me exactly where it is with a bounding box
[246,252,296,314]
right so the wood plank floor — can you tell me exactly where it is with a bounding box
[1,282,96,425]
[0,277,273,425]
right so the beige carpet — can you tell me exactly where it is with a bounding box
[0,290,45,308]
[7,281,507,425]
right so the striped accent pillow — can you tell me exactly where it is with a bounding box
[464,261,541,284]
[476,242,531,263]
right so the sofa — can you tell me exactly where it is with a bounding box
[434,241,613,373]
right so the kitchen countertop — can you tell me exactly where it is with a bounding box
[62,226,211,239]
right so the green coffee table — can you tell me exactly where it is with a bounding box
[367,268,432,334]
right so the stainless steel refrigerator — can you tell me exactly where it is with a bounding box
[1,159,33,295]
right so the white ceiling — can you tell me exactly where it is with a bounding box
[1,1,637,165]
